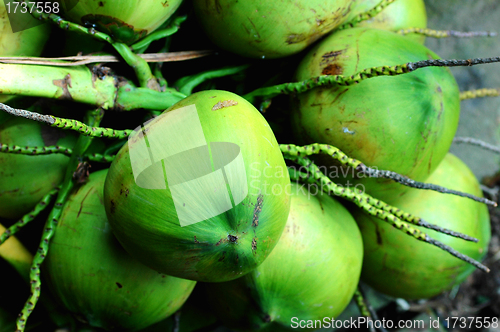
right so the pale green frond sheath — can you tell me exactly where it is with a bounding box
[85,153,116,163]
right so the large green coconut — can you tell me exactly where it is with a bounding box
[352,153,490,299]
[104,90,291,282]
[290,27,460,202]
[192,0,355,59]
[43,169,196,331]
[0,117,77,219]
[57,0,183,44]
[203,182,363,331]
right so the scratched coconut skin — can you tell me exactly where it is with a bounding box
[104,90,291,282]
[192,0,355,59]
[290,27,460,202]
[203,182,363,332]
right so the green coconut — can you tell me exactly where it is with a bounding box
[352,153,491,299]
[0,1,51,104]
[104,90,291,282]
[345,0,427,43]
[0,117,77,219]
[0,2,50,56]
[202,182,363,331]
[192,0,355,59]
[290,27,460,202]
[57,0,183,44]
[43,169,196,331]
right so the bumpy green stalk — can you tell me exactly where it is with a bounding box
[0,144,72,156]
[0,103,131,139]
[243,57,500,104]
[287,165,478,242]
[453,137,500,154]
[354,287,386,332]
[287,168,316,184]
[0,188,59,246]
[281,143,362,168]
[353,288,378,332]
[338,0,397,30]
[460,88,500,100]
[281,143,495,206]
[286,155,489,272]
[85,153,116,163]
[398,28,497,38]
[0,143,115,162]
[353,289,371,318]
[175,64,250,95]
[16,110,102,332]
[130,16,187,52]
[51,117,131,139]
[361,192,479,242]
